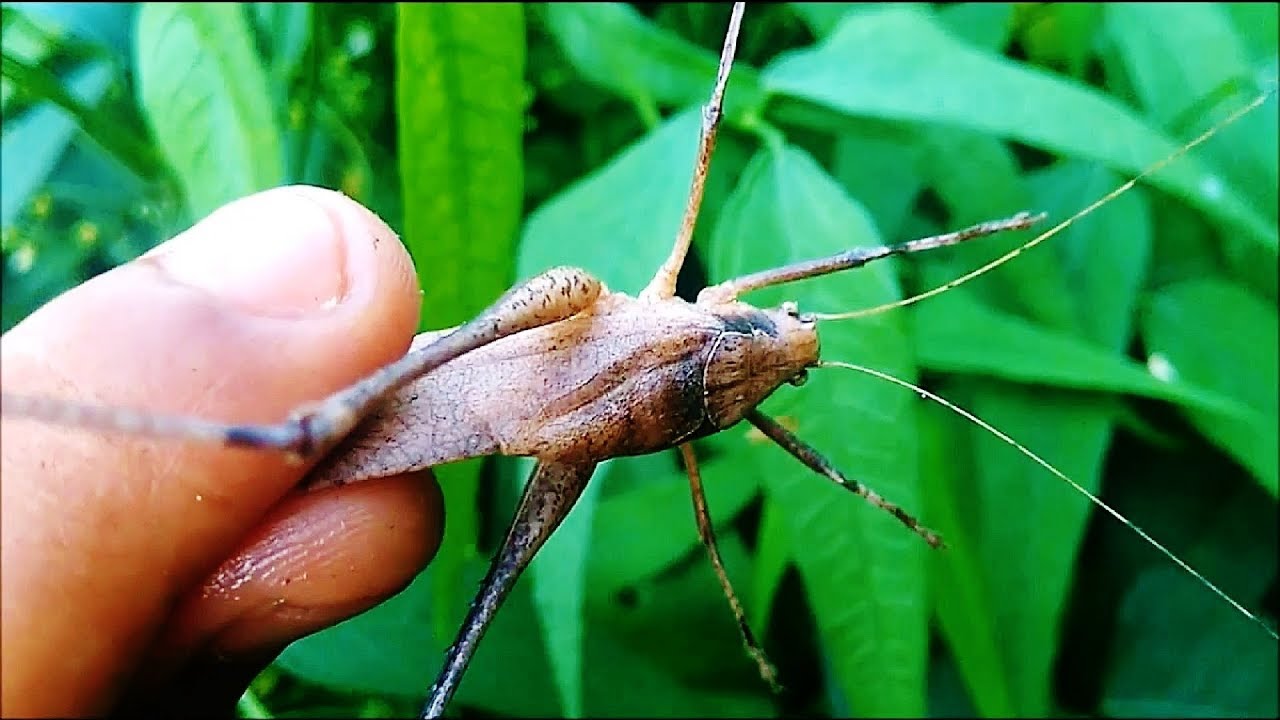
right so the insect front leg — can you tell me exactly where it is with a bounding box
[747,409,944,548]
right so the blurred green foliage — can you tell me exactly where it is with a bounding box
[3,2,1277,718]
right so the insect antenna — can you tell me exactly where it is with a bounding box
[815,87,1277,322]
[816,359,1280,642]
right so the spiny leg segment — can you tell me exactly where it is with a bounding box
[641,1,745,301]
[2,267,602,461]
[746,410,945,549]
[679,443,781,692]
[699,212,1045,305]
[421,460,598,719]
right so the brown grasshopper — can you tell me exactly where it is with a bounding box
[2,3,1277,717]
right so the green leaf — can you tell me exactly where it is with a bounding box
[277,562,562,716]
[426,463,481,655]
[583,624,776,717]
[830,122,925,240]
[250,2,312,100]
[709,144,928,716]
[938,2,1015,52]
[275,571,438,697]
[396,2,525,326]
[542,2,763,114]
[761,5,1277,251]
[919,400,1013,717]
[584,533,777,716]
[1103,568,1279,718]
[1141,279,1279,495]
[1025,163,1151,349]
[0,59,113,226]
[134,2,282,218]
[1103,2,1279,301]
[786,3,860,39]
[1106,3,1276,219]
[518,107,700,292]
[967,386,1115,714]
[915,290,1249,419]
[588,452,760,596]
[395,5,526,671]
[529,459,603,718]
[1015,3,1102,79]
[749,496,790,636]
[922,156,1154,715]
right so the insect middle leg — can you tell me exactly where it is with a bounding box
[679,442,780,692]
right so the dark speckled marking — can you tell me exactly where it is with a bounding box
[718,308,778,338]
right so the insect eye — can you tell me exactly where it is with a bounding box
[789,369,809,387]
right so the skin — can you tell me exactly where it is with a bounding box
[1,186,444,717]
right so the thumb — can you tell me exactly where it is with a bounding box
[1,186,437,716]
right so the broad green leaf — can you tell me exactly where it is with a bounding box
[1105,3,1277,216]
[542,3,763,114]
[276,571,438,697]
[530,459,603,718]
[966,385,1115,714]
[396,2,525,325]
[761,5,1277,251]
[919,400,1013,717]
[583,624,776,717]
[0,60,112,227]
[1103,568,1279,718]
[830,121,925,240]
[938,2,1015,52]
[787,3,862,39]
[1104,2,1279,301]
[921,153,1155,714]
[1087,424,1278,718]
[395,4,526,670]
[277,563,562,716]
[710,144,927,716]
[135,2,282,218]
[584,533,777,716]
[915,290,1250,419]
[1024,163,1151,350]
[1141,279,1280,495]
[749,496,790,636]
[251,2,311,103]
[518,107,700,292]
[1014,3,1102,79]
[1226,4,1280,63]
[588,452,760,595]
[914,126,1066,324]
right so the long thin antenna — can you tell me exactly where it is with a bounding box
[641,1,746,300]
[817,88,1277,322]
[818,360,1280,642]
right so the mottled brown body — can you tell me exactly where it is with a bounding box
[7,2,1265,717]
[310,291,818,487]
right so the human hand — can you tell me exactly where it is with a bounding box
[1,187,444,717]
